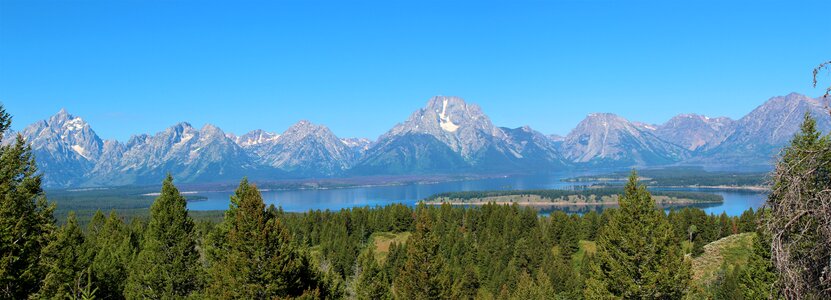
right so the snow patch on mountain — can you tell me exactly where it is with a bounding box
[438,98,460,132]
[71,145,89,159]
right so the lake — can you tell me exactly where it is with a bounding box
[185,173,767,216]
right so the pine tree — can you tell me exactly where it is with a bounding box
[737,208,756,233]
[394,205,445,300]
[738,231,777,298]
[584,171,691,299]
[89,211,135,299]
[0,104,56,298]
[355,247,391,300]
[206,178,322,299]
[450,265,479,300]
[37,213,93,299]
[510,271,555,300]
[718,213,732,239]
[124,175,202,299]
[712,264,743,300]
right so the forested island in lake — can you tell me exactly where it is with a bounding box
[562,167,770,190]
[424,188,723,206]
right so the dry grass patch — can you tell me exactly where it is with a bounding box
[368,231,411,262]
[691,232,755,285]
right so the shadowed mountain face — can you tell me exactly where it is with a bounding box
[13,93,831,187]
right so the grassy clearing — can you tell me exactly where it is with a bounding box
[572,240,597,270]
[691,233,755,286]
[368,231,411,262]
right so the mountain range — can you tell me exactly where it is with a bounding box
[6,93,830,187]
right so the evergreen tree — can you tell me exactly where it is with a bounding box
[450,265,479,300]
[89,211,135,299]
[0,104,56,298]
[384,242,407,280]
[737,208,756,233]
[738,231,777,299]
[206,178,322,299]
[510,271,555,300]
[584,171,691,299]
[542,246,580,298]
[37,213,93,299]
[394,205,445,300]
[711,264,743,300]
[718,212,732,239]
[124,175,202,299]
[355,247,391,300]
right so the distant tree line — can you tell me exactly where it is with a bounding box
[565,168,768,187]
[425,188,724,203]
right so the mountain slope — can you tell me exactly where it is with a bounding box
[256,120,356,176]
[654,114,735,151]
[561,113,690,166]
[700,93,830,166]
[18,109,104,186]
[88,123,260,186]
[228,129,280,156]
[354,96,566,174]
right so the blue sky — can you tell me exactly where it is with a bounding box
[1,0,829,141]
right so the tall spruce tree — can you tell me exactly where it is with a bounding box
[394,205,445,300]
[737,230,776,299]
[354,247,391,300]
[206,178,322,299]
[584,171,691,299]
[124,175,202,299]
[36,213,93,299]
[510,271,555,300]
[89,211,135,299]
[0,104,56,298]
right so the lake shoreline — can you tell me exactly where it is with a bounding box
[424,199,721,206]
[652,185,770,192]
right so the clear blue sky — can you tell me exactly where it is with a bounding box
[1,0,829,141]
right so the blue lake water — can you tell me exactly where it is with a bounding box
[186,173,767,216]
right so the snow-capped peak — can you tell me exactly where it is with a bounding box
[233,129,280,147]
[64,117,86,131]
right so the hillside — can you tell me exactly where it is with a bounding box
[690,233,756,290]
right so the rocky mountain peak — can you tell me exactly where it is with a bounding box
[655,113,735,151]
[342,137,372,149]
[232,129,280,148]
[699,93,831,167]
[562,112,688,165]
[199,123,226,138]
[380,96,506,158]
[736,92,829,144]
[575,113,639,135]
[281,120,338,143]
[254,120,355,174]
[16,109,105,186]
[48,108,89,132]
